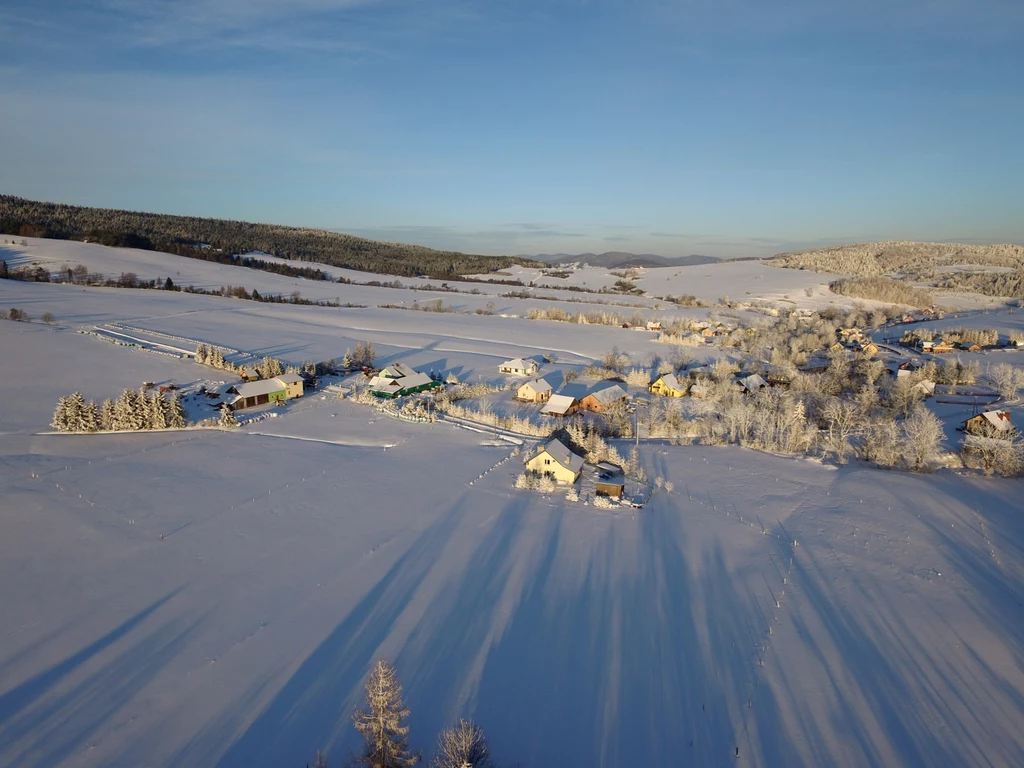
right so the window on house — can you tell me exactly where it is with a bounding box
[544,459,550,465]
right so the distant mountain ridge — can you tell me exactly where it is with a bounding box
[523,251,720,269]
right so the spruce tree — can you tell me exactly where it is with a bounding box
[51,395,72,432]
[195,344,208,365]
[352,660,419,768]
[365,341,376,366]
[167,394,187,428]
[80,399,100,433]
[219,405,239,428]
[343,349,354,369]
[99,398,115,431]
[66,392,88,432]
[148,392,168,430]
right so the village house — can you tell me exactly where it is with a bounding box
[498,357,539,376]
[516,378,553,403]
[227,375,305,411]
[962,410,1015,435]
[645,320,663,332]
[931,340,955,354]
[765,366,793,387]
[912,380,936,398]
[735,373,768,396]
[858,341,879,357]
[541,393,579,417]
[526,438,584,484]
[368,363,440,399]
[961,342,982,352]
[649,373,688,398]
[580,383,629,413]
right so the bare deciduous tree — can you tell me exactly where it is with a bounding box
[431,720,494,768]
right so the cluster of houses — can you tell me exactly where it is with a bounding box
[831,328,879,357]
[647,368,769,398]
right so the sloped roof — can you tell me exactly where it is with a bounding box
[541,394,577,415]
[979,410,1013,431]
[540,438,584,474]
[277,373,303,384]
[500,357,537,371]
[738,374,767,392]
[586,383,628,404]
[232,378,287,398]
[655,373,684,391]
[378,363,417,380]
[371,371,434,394]
[519,378,552,394]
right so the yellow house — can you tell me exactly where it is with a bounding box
[276,373,305,399]
[858,342,879,357]
[526,438,584,484]
[516,378,552,403]
[649,373,687,397]
[829,342,845,353]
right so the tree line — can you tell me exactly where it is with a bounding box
[0,195,541,279]
[51,388,187,432]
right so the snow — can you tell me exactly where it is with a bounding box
[2,241,1024,768]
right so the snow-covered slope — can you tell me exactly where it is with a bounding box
[2,242,1024,768]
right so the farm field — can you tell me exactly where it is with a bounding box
[1,241,1024,768]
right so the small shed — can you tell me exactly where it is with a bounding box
[595,462,625,498]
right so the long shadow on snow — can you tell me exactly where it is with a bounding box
[0,588,181,728]
[213,500,466,768]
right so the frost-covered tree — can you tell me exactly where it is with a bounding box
[51,395,72,432]
[431,720,494,768]
[167,394,186,428]
[195,343,208,365]
[365,341,376,366]
[80,397,100,433]
[64,392,90,432]
[990,363,1023,401]
[219,405,239,428]
[99,398,115,431]
[147,392,169,430]
[342,349,355,369]
[352,660,419,768]
[901,406,943,472]
[256,355,283,379]
[113,388,145,431]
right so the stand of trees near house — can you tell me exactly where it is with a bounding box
[0,195,542,279]
[51,388,187,433]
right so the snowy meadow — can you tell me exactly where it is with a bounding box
[2,239,1024,768]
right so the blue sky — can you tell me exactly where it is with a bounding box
[1,0,1021,258]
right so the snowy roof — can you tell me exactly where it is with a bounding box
[973,410,1014,431]
[378,363,417,380]
[500,357,536,370]
[655,373,684,391]
[586,383,628,404]
[519,378,552,394]
[539,439,584,474]
[277,373,303,384]
[232,378,287,398]
[738,374,767,392]
[370,371,434,394]
[541,394,577,415]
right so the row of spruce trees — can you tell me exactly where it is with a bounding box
[51,388,187,433]
[319,660,503,768]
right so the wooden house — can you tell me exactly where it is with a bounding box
[858,341,879,357]
[932,340,955,354]
[526,438,584,484]
[649,373,687,398]
[735,373,768,396]
[517,378,553,403]
[645,321,663,332]
[596,465,626,498]
[541,394,579,417]
[580,383,629,413]
[499,357,539,376]
[962,410,1014,435]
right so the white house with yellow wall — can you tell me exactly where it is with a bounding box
[526,438,584,484]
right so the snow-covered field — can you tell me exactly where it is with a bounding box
[2,242,1024,768]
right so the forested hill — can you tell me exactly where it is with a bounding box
[0,195,541,279]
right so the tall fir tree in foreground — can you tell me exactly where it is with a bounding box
[351,660,419,768]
